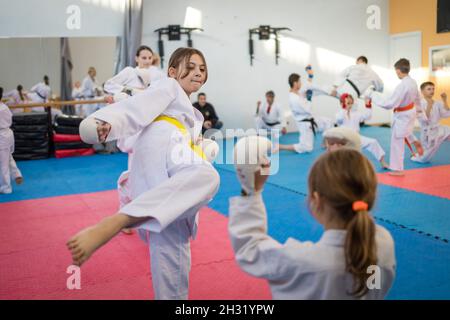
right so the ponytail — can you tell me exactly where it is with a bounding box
[345,205,377,297]
[308,150,378,298]
[17,85,24,101]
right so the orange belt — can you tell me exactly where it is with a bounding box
[394,103,414,113]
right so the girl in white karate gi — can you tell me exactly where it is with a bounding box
[104,45,165,102]
[0,87,23,194]
[329,56,384,99]
[275,69,333,154]
[4,85,30,114]
[229,143,396,299]
[67,48,220,300]
[336,93,388,168]
[411,82,450,163]
[104,45,166,234]
[366,58,423,176]
[255,91,287,149]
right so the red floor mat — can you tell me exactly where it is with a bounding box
[0,191,271,300]
[378,165,450,200]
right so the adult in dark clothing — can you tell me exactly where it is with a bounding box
[193,93,223,134]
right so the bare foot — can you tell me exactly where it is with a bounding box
[67,215,124,266]
[330,89,338,97]
[388,171,405,177]
[121,228,134,235]
[413,141,424,156]
[15,177,23,185]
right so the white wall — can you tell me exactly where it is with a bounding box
[141,0,393,130]
[0,0,124,38]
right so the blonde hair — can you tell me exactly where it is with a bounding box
[308,149,378,297]
[152,52,161,67]
[167,47,208,84]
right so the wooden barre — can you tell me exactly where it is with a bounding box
[8,99,108,109]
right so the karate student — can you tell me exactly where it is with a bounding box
[411,82,450,163]
[336,94,388,168]
[275,68,333,154]
[29,75,52,112]
[67,48,220,300]
[4,85,30,113]
[72,81,84,117]
[366,58,423,176]
[80,67,104,117]
[104,45,164,234]
[330,56,384,99]
[255,91,287,148]
[104,46,165,102]
[0,87,23,194]
[229,139,396,299]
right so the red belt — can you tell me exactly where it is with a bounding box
[394,103,414,113]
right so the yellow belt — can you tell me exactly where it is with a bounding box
[154,115,206,160]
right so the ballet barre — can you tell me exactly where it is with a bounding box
[8,99,108,112]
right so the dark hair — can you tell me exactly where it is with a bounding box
[308,149,378,298]
[136,45,153,57]
[198,92,206,98]
[17,85,24,101]
[288,73,300,88]
[394,58,410,74]
[420,81,435,91]
[266,90,275,97]
[44,75,49,85]
[357,56,368,64]
[168,47,208,84]
[0,87,3,100]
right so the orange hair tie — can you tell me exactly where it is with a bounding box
[352,201,369,212]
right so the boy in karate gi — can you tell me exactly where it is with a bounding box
[411,82,450,163]
[330,56,384,99]
[0,87,23,194]
[365,58,423,176]
[275,67,333,154]
[336,93,388,168]
[67,48,220,300]
[255,91,287,149]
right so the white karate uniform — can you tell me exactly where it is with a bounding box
[288,83,333,153]
[255,101,285,143]
[411,99,450,163]
[29,82,51,112]
[369,76,421,171]
[80,76,103,117]
[4,90,28,113]
[88,77,220,300]
[104,66,167,96]
[228,194,396,300]
[334,64,384,97]
[336,107,385,161]
[0,103,22,194]
[72,87,83,117]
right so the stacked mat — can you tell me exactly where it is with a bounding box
[53,115,94,158]
[12,112,50,160]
